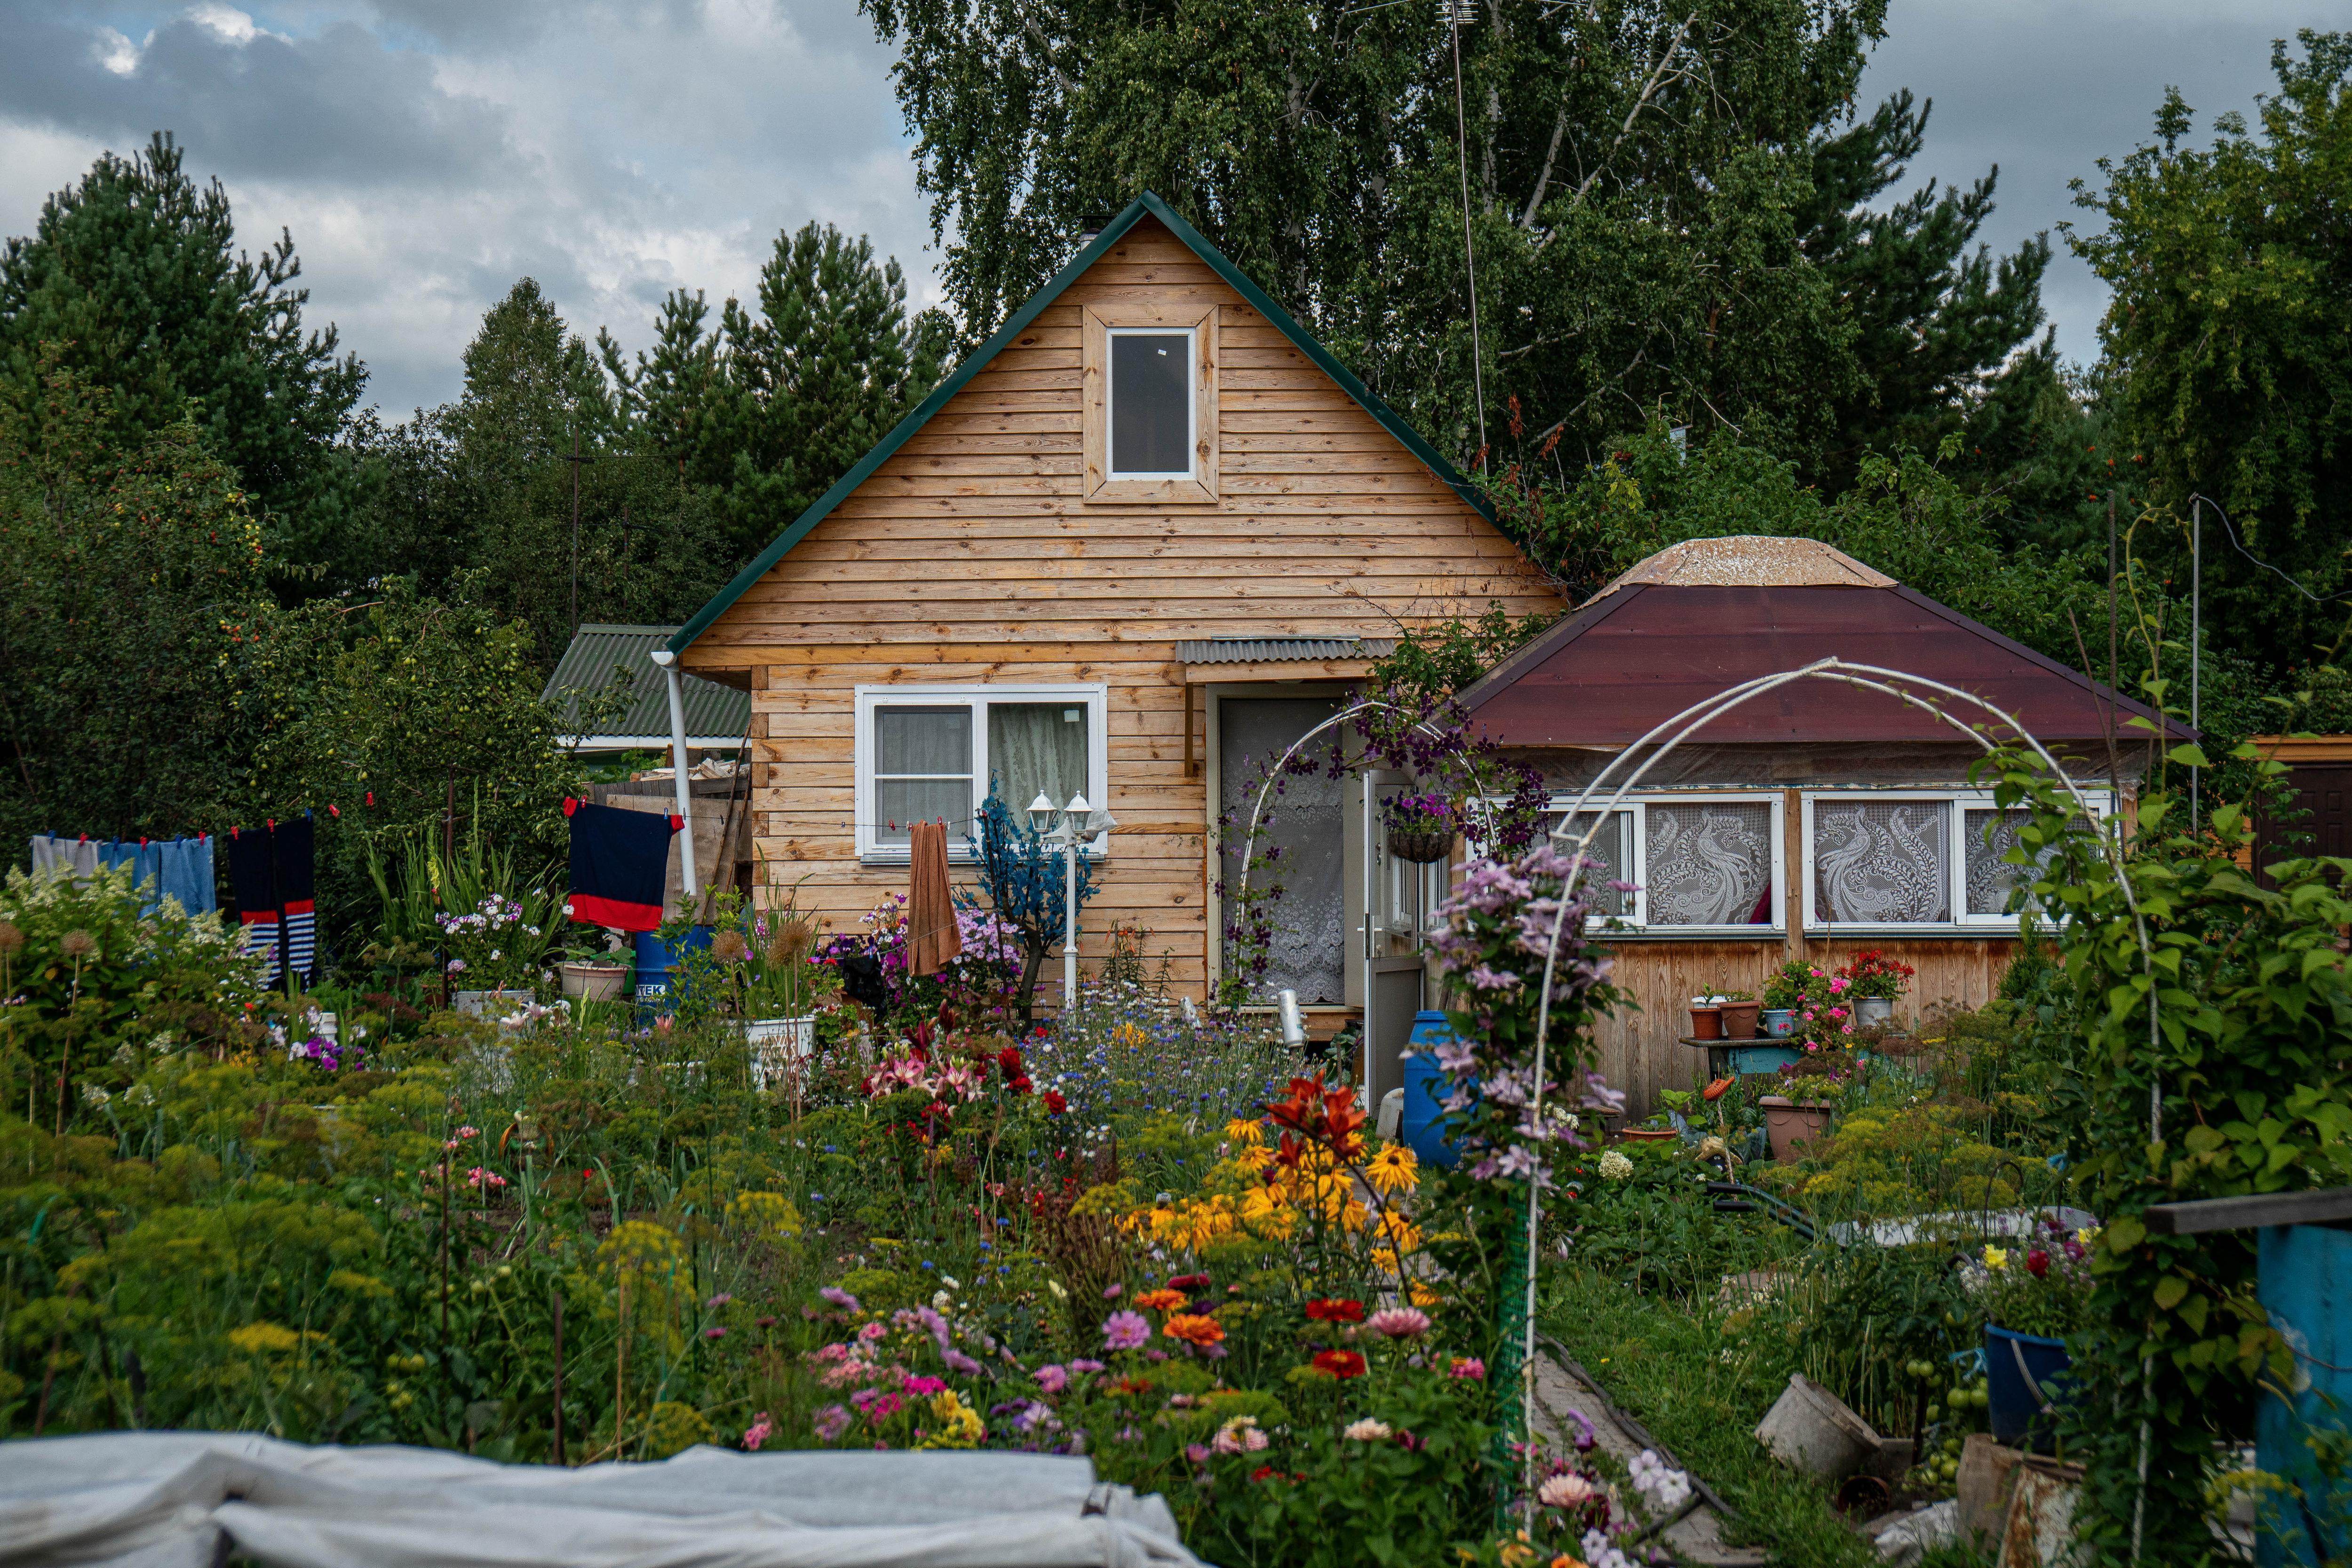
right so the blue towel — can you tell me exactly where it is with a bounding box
[158,836,217,916]
[97,840,164,905]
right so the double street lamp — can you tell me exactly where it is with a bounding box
[1026,791,1116,1008]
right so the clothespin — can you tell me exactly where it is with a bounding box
[329,804,340,818]
[231,827,239,840]
[366,792,374,807]
[267,819,274,831]
[563,796,579,817]
[140,837,148,847]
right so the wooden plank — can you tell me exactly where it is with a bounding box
[2145,1189,2352,1234]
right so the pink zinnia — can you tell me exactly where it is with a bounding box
[1035,1364,1069,1393]
[742,1413,774,1451]
[1368,1306,1430,1340]
[1450,1357,1486,1380]
[903,1375,946,1396]
[1102,1310,1151,1350]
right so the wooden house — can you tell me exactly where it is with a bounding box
[1453,534,2174,1113]
[663,192,1561,1050]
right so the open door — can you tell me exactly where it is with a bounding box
[1361,770,1437,1116]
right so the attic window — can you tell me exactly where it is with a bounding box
[1109,330,1194,477]
[1082,303,1218,502]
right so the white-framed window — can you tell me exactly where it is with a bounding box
[1106,327,1197,479]
[1802,789,2113,932]
[1545,792,1787,934]
[854,684,1110,862]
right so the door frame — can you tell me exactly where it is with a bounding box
[1201,682,1357,1008]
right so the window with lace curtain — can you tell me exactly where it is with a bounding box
[855,684,1109,861]
[1803,791,2112,929]
[1542,795,1784,931]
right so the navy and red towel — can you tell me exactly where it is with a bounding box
[227,816,316,984]
[564,798,680,931]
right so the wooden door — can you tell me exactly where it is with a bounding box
[2256,764,2352,880]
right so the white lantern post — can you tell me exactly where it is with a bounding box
[1026,789,1113,1009]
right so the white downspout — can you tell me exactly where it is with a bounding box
[649,649,699,904]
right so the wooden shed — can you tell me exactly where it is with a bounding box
[663,191,1562,1045]
[1454,535,2172,1113]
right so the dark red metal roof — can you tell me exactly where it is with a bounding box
[1454,584,2178,746]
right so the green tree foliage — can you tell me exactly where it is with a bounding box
[861,0,2048,471]
[341,282,736,662]
[0,134,366,571]
[603,222,952,557]
[2067,32,2352,670]
[0,366,268,852]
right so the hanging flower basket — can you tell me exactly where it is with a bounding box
[1381,793,1460,863]
[1387,825,1456,864]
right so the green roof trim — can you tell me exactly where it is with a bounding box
[668,190,1494,656]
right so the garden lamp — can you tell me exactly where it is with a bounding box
[1026,792,1056,835]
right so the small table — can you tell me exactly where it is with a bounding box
[1681,1035,1803,1080]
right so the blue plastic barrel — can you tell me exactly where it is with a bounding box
[1985,1324,2073,1452]
[634,926,711,1022]
[2258,1222,2352,1567]
[1400,1011,1470,1167]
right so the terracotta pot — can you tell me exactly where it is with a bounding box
[1688,1005,1724,1040]
[1719,1000,1761,1039]
[1759,1094,1834,1163]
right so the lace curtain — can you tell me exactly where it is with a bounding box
[1964,807,2073,918]
[1220,698,1345,1004]
[874,705,972,844]
[1647,803,1774,925]
[1813,799,1950,923]
[1551,812,1630,916]
[987,703,1089,817]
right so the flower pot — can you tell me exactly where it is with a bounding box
[1986,1325,2074,1453]
[1387,825,1455,864]
[1759,1094,1834,1163]
[1855,997,1894,1027]
[746,1016,817,1089]
[1688,1005,1724,1040]
[560,961,629,1002]
[1760,1008,1796,1037]
[1719,1000,1761,1040]
[1618,1127,1679,1144]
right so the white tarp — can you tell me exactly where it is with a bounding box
[0,1434,1206,1568]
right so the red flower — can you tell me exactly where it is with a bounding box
[2025,1249,2050,1278]
[1045,1090,1068,1114]
[1009,1075,1034,1095]
[1251,1465,1279,1483]
[998,1046,1024,1074]
[1313,1349,1368,1379]
[1168,1273,1211,1291]
[1305,1297,1366,1324]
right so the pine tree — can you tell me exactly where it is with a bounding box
[0,133,366,569]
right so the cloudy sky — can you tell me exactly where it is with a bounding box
[1,0,2340,417]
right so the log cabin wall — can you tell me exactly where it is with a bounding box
[678,214,1561,991]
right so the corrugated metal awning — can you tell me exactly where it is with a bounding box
[1175,637,1395,664]
[545,625,752,747]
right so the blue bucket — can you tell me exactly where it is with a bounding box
[1985,1324,2073,1452]
[1729,1043,1802,1076]
[635,926,711,1023]
[1400,1011,1473,1167]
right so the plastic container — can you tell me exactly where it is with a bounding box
[1760,1008,1796,1037]
[1729,1043,1802,1077]
[1755,1372,1886,1480]
[634,926,711,1022]
[1986,1324,2074,1452]
[1400,1011,1470,1167]
[1719,1000,1761,1039]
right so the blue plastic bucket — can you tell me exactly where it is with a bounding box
[1985,1324,2073,1452]
[634,926,711,1022]
[1400,1011,1471,1167]
[1729,1044,1802,1076]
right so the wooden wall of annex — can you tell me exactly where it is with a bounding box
[682,215,1561,993]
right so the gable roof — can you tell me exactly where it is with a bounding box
[1454,539,2187,746]
[544,624,751,747]
[667,191,1493,657]
[1589,534,1893,599]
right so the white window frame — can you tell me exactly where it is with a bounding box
[1800,788,2114,934]
[854,683,1110,864]
[1546,791,1788,936]
[1104,326,1199,481]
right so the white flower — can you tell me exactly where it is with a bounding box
[1598,1150,1634,1181]
[1538,1471,1596,1508]
[940,1274,961,1291]
[1047,1280,1069,1300]
[1343,1418,1393,1441]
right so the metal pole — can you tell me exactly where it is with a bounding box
[652,651,699,905]
[2191,497,2202,825]
[1063,828,1078,1008]
[1450,5,1487,462]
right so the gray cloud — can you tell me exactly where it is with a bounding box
[1859,0,2345,365]
[0,0,932,415]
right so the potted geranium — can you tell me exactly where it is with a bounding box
[1970,1219,2095,1452]
[1840,949,1915,1027]
[1381,793,1459,864]
[1759,960,1816,1037]
[438,892,556,1021]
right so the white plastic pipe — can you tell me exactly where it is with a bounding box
[650,651,699,903]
